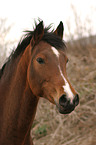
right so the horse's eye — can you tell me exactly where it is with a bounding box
[36,57,45,64]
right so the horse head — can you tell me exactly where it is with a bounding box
[27,21,79,114]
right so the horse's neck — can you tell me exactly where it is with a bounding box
[0,45,39,144]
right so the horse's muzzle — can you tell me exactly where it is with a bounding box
[57,94,79,114]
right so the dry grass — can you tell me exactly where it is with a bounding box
[31,37,96,145]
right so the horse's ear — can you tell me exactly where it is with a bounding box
[54,21,64,39]
[31,21,44,47]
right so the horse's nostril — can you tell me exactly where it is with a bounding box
[73,94,79,106]
[59,94,68,107]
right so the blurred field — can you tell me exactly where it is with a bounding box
[32,36,96,145]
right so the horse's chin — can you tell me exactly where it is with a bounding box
[57,104,75,114]
[58,107,75,114]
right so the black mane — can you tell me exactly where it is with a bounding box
[0,23,66,79]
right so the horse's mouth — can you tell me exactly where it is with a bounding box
[58,105,75,114]
[55,101,75,114]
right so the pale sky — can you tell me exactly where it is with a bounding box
[0,0,96,41]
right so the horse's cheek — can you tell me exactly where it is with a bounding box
[27,66,41,96]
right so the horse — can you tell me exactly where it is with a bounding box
[0,21,79,145]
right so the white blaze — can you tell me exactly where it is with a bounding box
[58,65,74,102]
[51,46,74,102]
[51,47,60,58]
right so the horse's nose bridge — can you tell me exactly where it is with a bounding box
[51,61,77,102]
[55,74,77,103]
[56,74,65,87]
[66,78,77,96]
